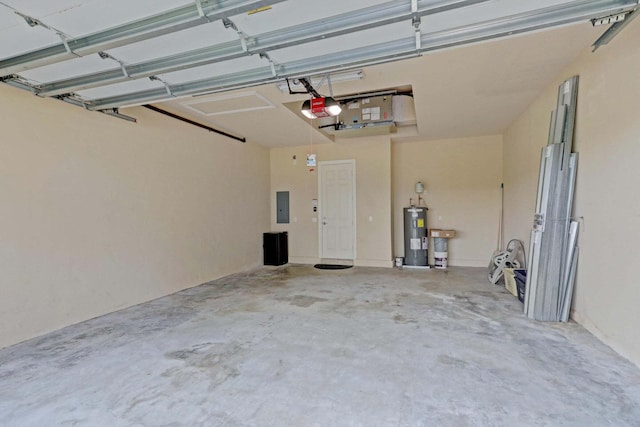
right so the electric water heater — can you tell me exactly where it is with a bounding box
[403,207,428,266]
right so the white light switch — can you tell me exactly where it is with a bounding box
[369,216,373,222]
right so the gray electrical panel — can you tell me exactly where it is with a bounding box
[403,207,428,266]
[276,191,289,224]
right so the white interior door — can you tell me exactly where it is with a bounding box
[319,160,356,260]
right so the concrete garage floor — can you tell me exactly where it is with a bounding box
[1,266,639,426]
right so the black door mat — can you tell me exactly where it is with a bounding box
[314,264,353,270]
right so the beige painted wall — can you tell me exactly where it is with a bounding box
[392,135,503,266]
[270,136,392,267]
[503,19,640,366]
[0,85,270,349]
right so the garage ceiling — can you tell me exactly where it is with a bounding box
[1,0,637,146]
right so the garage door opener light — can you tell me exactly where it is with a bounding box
[301,97,342,119]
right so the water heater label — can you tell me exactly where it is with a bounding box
[410,238,421,250]
[417,219,424,228]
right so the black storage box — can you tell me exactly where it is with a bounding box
[263,232,288,266]
[514,269,527,303]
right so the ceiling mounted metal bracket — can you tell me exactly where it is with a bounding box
[223,18,250,52]
[222,18,238,31]
[411,0,421,49]
[149,76,174,97]
[100,108,137,122]
[413,15,422,50]
[53,92,76,100]
[61,93,140,123]
[2,74,41,95]
[259,53,278,77]
[98,52,130,78]
[13,10,79,58]
[56,95,89,109]
[12,10,82,57]
[591,11,629,25]
[239,33,249,52]
[195,0,211,22]
[326,75,335,97]
[12,10,52,29]
[0,74,18,83]
[592,7,639,51]
[315,75,328,92]
[17,13,39,27]
[58,33,79,57]
[52,91,137,120]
